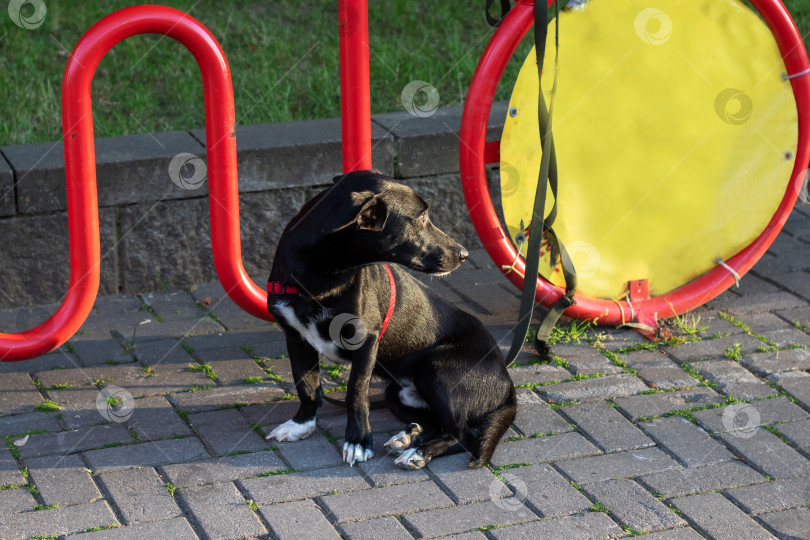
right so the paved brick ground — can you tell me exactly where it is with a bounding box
[0,205,808,539]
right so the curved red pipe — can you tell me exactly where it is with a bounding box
[0,5,272,361]
[460,0,810,327]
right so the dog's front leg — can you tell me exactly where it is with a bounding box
[342,340,377,466]
[266,333,321,442]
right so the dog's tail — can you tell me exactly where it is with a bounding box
[468,386,517,469]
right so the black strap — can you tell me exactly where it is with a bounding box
[485,0,512,27]
[504,0,576,366]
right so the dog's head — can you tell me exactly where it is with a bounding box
[311,170,468,275]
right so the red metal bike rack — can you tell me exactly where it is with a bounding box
[0,2,374,361]
[460,0,810,332]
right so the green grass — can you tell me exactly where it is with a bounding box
[187,363,218,382]
[242,376,263,384]
[0,0,537,145]
[34,400,61,413]
[165,482,177,497]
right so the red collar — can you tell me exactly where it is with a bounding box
[267,264,396,342]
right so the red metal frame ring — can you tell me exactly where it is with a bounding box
[0,6,274,361]
[460,0,810,328]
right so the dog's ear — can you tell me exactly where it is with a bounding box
[332,174,344,184]
[323,191,387,233]
[357,195,387,232]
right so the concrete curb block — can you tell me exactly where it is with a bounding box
[0,103,508,307]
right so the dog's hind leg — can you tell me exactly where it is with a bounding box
[394,433,461,470]
[467,391,517,469]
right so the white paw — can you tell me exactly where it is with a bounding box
[342,441,373,466]
[266,418,316,442]
[394,447,426,470]
[384,430,412,451]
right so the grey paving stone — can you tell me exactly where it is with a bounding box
[162,450,286,487]
[99,467,181,524]
[637,461,766,498]
[425,452,501,504]
[275,435,343,470]
[770,270,810,298]
[241,465,370,504]
[614,387,725,420]
[0,351,77,373]
[718,428,810,479]
[0,411,60,437]
[556,447,680,485]
[70,339,134,367]
[560,400,654,453]
[338,516,414,540]
[0,486,37,513]
[737,312,796,332]
[741,348,810,376]
[83,437,209,472]
[490,432,601,468]
[717,381,780,400]
[132,338,195,366]
[487,511,624,540]
[403,499,536,538]
[693,397,809,434]
[633,528,706,540]
[259,499,339,539]
[768,371,810,409]
[513,389,574,436]
[508,363,571,386]
[0,372,46,414]
[168,385,285,413]
[0,500,118,539]
[320,481,453,523]
[621,350,698,389]
[47,385,103,406]
[777,306,810,326]
[555,345,623,376]
[181,482,266,539]
[641,416,734,467]
[583,479,685,533]
[726,477,810,514]
[193,357,268,387]
[188,408,268,456]
[691,358,761,386]
[355,436,429,488]
[25,454,101,506]
[762,327,810,347]
[18,424,133,459]
[502,463,591,517]
[672,492,777,540]
[599,328,650,352]
[0,444,24,487]
[709,291,807,315]
[63,517,198,539]
[126,396,193,440]
[778,418,810,449]
[757,507,810,540]
[735,274,782,296]
[60,400,119,430]
[667,335,764,363]
[537,374,648,403]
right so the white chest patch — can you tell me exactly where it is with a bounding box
[399,378,429,409]
[274,302,342,361]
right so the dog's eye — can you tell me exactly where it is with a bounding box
[419,212,427,223]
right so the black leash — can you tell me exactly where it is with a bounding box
[504,0,577,366]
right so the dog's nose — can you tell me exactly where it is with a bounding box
[459,248,469,262]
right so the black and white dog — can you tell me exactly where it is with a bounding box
[265,170,516,469]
